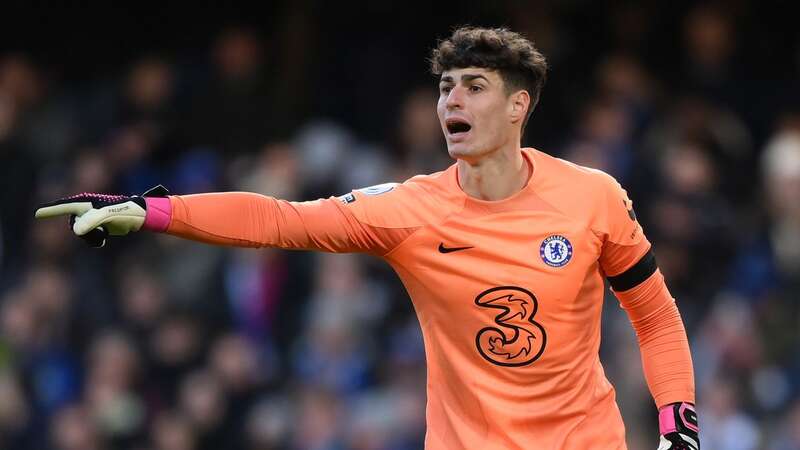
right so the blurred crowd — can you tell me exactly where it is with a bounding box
[1,2,800,450]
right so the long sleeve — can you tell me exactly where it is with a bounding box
[614,268,696,408]
[594,171,695,408]
[163,191,417,255]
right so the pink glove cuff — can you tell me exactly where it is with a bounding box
[659,403,699,434]
[658,405,677,434]
[143,196,172,232]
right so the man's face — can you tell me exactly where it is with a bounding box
[437,67,518,161]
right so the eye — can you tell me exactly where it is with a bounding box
[440,85,452,94]
[470,85,483,92]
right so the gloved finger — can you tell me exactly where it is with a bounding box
[35,201,94,219]
[70,215,107,247]
[72,208,109,235]
[81,227,108,247]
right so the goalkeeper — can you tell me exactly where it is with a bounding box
[37,26,699,450]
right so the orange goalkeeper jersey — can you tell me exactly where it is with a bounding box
[164,148,695,449]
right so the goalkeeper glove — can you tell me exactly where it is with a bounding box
[34,185,170,247]
[658,402,699,450]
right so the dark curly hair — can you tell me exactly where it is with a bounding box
[430,26,548,133]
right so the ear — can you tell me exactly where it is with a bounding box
[509,90,530,124]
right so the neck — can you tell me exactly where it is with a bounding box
[457,143,531,201]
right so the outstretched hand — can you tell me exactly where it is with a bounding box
[35,185,168,247]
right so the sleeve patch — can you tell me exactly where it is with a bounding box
[357,182,399,195]
[338,193,357,204]
[623,198,637,221]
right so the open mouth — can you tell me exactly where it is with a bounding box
[446,118,472,135]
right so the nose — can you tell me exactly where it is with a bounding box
[445,86,464,110]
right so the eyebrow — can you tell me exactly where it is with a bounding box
[439,73,490,84]
[462,74,489,83]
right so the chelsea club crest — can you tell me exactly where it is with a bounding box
[540,235,573,267]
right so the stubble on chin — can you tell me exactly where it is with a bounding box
[448,145,488,165]
[446,145,469,160]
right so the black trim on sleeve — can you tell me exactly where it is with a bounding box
[607,249,657,291]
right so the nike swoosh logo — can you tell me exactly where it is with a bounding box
[438,243,474,253]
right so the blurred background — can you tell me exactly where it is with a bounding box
[1,1,799,449]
